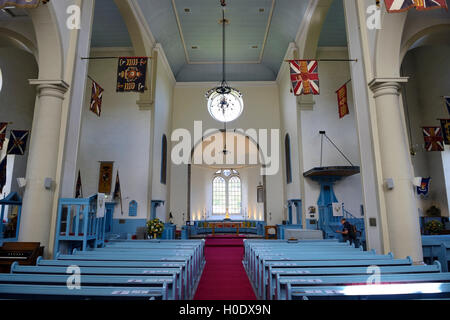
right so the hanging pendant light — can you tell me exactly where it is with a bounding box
[206,0,244,123]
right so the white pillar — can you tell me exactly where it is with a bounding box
[19,80,69,249]
[369,78,423,263]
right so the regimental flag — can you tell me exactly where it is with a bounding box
[422,127,444,151]
[116,57,148,93]
[6,130,29,155]
[445,96,450,115]
[0,0,41,10]
[98,162,113,194]
[75,170,83,198]
[336,83,349,118]
[384,0,447,12]
[289,60,320,96]
[439,119,450,145]
[0,122,7,150]
[90,80,104,117]
[113,171,123,215]
[417,177,431,196]
[0,156,6,194]
[414,0,448,11]
[384,0,416,12]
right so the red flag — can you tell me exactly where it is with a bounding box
[422,127,444,151]
[289,60,320,95]
[384,0,447,13]
[414,0,448,11]
[90,80,104,117]
[336,83,349,119]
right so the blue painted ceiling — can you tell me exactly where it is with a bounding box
[91,0,347,82]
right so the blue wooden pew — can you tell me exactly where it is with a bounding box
[287,282,450,300]
[0,273,177,300]
[277,267,450,300]
[36,258,190,297]
[438,242,450,272]
[11,263,182,300]
[0,284,166,300]
[269,262,442,300]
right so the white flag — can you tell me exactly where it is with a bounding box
[332,202,343,217]
[97,193,106,218]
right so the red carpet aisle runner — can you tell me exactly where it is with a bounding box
[194,235,256,300]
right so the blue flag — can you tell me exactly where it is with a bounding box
[0,156,6,194]
[417,177,431,196]
[445,96,450,115]
[7,130,29,155]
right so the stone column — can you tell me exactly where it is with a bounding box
[369,78,423,263]
[19,80,69,249]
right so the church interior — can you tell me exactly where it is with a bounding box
[0,0,449,302]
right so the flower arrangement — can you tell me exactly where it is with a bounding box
[425,220,444,235]
[146,218,165,238]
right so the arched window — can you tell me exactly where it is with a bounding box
[212,170,241,215]
[212,176,226,214]
[160,134,167,184]
[228,176,241,214]
[285,134,292,184]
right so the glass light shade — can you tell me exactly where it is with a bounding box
[206,87,244,123]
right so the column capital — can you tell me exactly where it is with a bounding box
[297,96,315,110]
[136,99,154,111]
[368,77,408,97]
[29,79,70,99]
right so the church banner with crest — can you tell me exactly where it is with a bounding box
[116,57,148,93]
[440,119,450,145]
[98,162,114,194]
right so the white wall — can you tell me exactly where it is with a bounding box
[299,49,363,217]
[151,48,175,221]
[169,82,284,227]
[78,49,150,219]
[0,47,38,196]
[402,45,450,217]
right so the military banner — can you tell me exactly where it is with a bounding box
[439,119,450,145]
[116,57,148,93]
[336,83,349,119]
[98,162,114,194]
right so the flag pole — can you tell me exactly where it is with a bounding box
[285,59,358,62]
[81,56,152,60]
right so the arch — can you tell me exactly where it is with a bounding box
[374,10,408,77]
[160,134,168,184]
[28,3,64,79]
[0,27,38,61]
[285,133,292,184]
[400,24,450,62]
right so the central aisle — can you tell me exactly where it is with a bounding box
[194,235,257,300]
